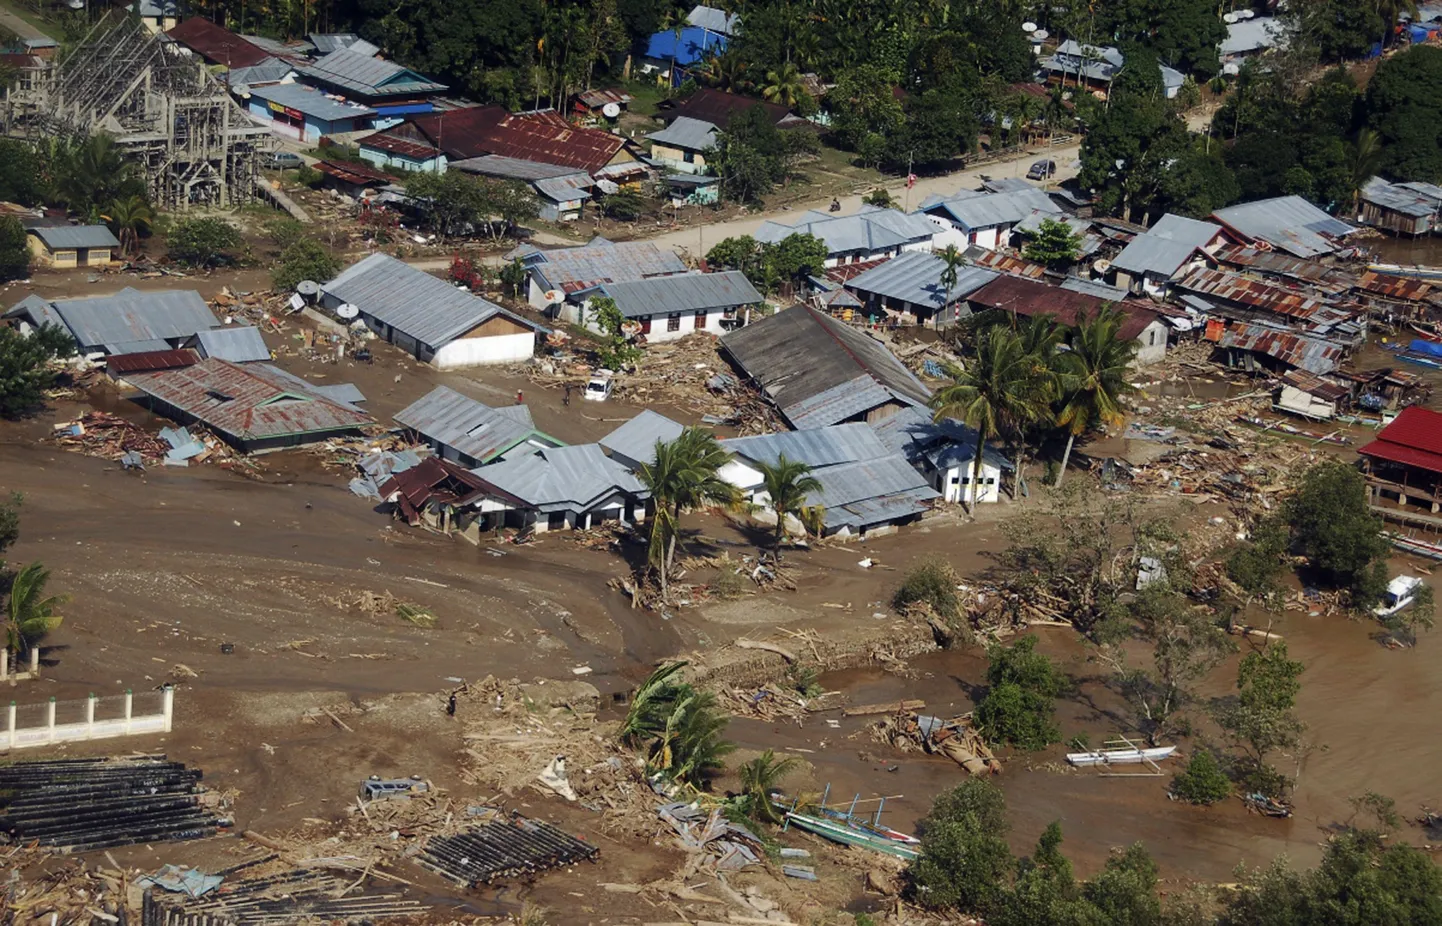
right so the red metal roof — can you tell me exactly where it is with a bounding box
[1358,406,1442,475]
[356,130,441,160]
[107,349,200,374]
[166,17,273,69]
[824,259,891,284]
[970,249,1047,279]
[1357,270,1432,302]
[965,275,1161,341]
[663,88,794,130]
[315,159,396,185]
[378,457,528,522]
[399,106,628,173]
[120,358,372,443]
[407,106,510,157]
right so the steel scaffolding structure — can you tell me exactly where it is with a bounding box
[6,13,273,209]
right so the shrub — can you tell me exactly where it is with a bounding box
[1170,749,1231,805]
[893,557,962,622]
[295,165,323,187]
[271,238,340,292]
[265,217,305,250]
[0,215,30,281]
[974,636,1063,750]
[166,217,243,267]
[909,780,1013,911]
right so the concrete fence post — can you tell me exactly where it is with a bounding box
[162,686,174,733]
[45,697,56,745]
[85,693,96,739]
[29,648,38,676]
[6,702,14,749]
[124,689,134,735]
[0,649,7,681]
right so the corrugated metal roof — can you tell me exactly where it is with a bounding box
[106,349,200,374]
[533,174,593,203]
[106,338,173,354]
[249,82,377,120]
[472,111,630,175]
[754,207,936,257]
[647,116,718,152]
[599,410,686,467]
[166,17,273,68]
[805,454,940,529]
[226,58,296,86]
[473,443,645,510]
[1213,245,1357,292]
[1222,16,1282,55]
[1209,321,1345,374]
[921,187,1059,231]
[968,249,1046,279]
[843,251,997,309]
[721,304,931,429]
[27,225,120,250]
[687,4,741,34]
[48,288,216,352]
[1174,267,1342,323]
[359,131,441,159]
[1397,180,1442,202]
[967,276,1164,341]
[4,294,64,331]
[1357,406,1442,474]
[193,326,270,363]
[308,33,377,55]
[1357,270,1432,302]
[1060,277,1129,300]
[121,358,373,443]
[525,241,688,293]
[300,48,446,97]
[598,271,761,318]
[256,364,366,409]
[722,423,890,470]
[1111,234,1201,277]
[1281,370,1349,401]
[663,88,796,131]
[1149,213,1223,247]
[867,405,1009,469]
[645,26,727,67]
[394,385,555,464]
[324,253,546,347]
[1361,176,1439,218]
[450,154,586,181]
[1211,196,1355,258]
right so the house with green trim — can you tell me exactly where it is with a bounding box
[393,385,564,468]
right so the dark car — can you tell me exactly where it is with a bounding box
[1026,159,1057,180]
[264,151,305,170]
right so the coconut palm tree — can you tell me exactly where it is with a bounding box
[102,195,153,257]
[756,454,822,560]
[739,749,801,823]
[1006,315,1063,497]
[637,428,740,596]
[4,562,64,655]
[1053,306,1139,487]
[936,244,965,330]
[55,135,143,219]
[1348,128,1386,215]
[932,328,1028,512]
[762,62,808,109]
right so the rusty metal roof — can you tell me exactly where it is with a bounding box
[1208,320,1345,374]
[166,17,273,68]
[356,131,441,160]
[107,349,200,374]
[315,159,395,186]
[1357,270,1432,302]
[1174,266,1350,323]
[968,249,1047,279]
[1281,370,1349,401]
[965,275,1163,341]
[1212,245,1357,293]
[121,358,373,443]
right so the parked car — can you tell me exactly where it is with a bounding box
[1373,575,1425,617]
[264,151,305,170]
[583,371,614,402]
[1026,159,1057,180]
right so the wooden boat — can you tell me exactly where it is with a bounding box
[1067,745,1177,767]
[1398,351,1442,370]
[1385,532,1442,562]
[1410,322,1442,343]
[783,811,920,860]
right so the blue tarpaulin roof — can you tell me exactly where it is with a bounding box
[1410,338,1442,358]
[645,26,726,67]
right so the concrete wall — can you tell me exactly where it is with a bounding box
[433,331,537,369]
[562,297,733,343]
[1133,320,1169,366]
[359,147,447,174]
[1277,385,1336,420]
[651,143,707,174]
[937,460,1002,504]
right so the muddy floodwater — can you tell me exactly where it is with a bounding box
[727,593,1442,882]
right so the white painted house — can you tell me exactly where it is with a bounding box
[868,406,1008,504]
[917,186,1061,251]
[753,206,937,267]
[1110,213,1225,297]
[322,254,548,370]
[558,271,764,343]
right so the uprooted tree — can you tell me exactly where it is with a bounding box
[618,661,733,787]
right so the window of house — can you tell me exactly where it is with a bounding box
[639,316,652,334]
[694,309,707,326]
[1149,330,1157,346]
[667,313,682,332]
[683,150,695,163]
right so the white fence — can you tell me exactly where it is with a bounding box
[2,687,174,751]
[0,648,41,683]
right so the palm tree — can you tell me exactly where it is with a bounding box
[637,429,740,596]
[4,562,64,655]
[1348,128,1386,215]
[1377,0,1420,48]
[662,9,688,88]
[931,328,1027,512]
[102,195,153,256]
[936,244,964,330]
[762,62,808,109]
[756,454,822,560]
[1053,306,1140,487]
[56,135,142,218]
[1006,315,1063,498]
[739,749,801,823]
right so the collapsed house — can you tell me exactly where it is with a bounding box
[3,13,272,209]
[720,304,932,429]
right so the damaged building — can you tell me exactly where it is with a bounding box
[3,13,273,209]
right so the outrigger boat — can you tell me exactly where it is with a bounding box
[1409,321,1442,343]
[1066,744,1176,767]
[1384,531,1442,562]
[776,786,921,859]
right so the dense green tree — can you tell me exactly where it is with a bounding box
[637,428,740,597]
[1216,641,1306,796]
[910,779,1014,912]
[0,215,30,282]
[706,232,824,293]
[167,217,243,268]
[1022,218,1083,266]
[825,65,905,154]
[618,661,733,786]
[1078,91,1190,221]
[1083,843,1162,926]
[975,636,1065,751]
[932,326,1027,511]
[1171,749,1232,805]
[0,324,74,419]
[883,87,978,171]
[1054,306,1139,485]
[1288,0,1384,63]
[1105,0,1224,78]
[272,239,341,292]
[0,139,44,206]
[3,562,64,655]
[1282,460,1390,605]
[599,187,646,221]
[1366,45,1442,183]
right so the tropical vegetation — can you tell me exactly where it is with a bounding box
[754,454,821,559]
[636,429,740,597]
[619,661,733,787]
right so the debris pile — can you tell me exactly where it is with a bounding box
[50,412,258,474]
[871,711,1001,777]
[0,756,229,852]
[414,808,599,887]
[658,801,766,870]
[1,855,126,923]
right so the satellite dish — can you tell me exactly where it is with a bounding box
[1223,12,1237,23]
[1022,21,1037,32]
[1033,29,1049,40]
[1240,9,1255,18]
[296,280,320,298]
[1222,61,1241,75]
[601,101,621,118]
[543,289,565,304]
[336,303,359,320]
[1093,258,1112,275]
[233,83,252,99]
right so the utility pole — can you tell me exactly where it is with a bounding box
[902,149,914,212]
